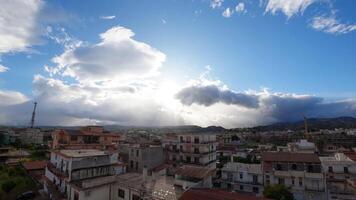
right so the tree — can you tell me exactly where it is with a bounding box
[1,180,16,193]
[263,184,294,200]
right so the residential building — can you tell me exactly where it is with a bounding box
[261,151,326,200]
[287,139,316,153]
[125,144,165,173]
[22,160,48,184]
[220,161,264,196]
[163,133,217,170]
[44,149,125,200]
[320,152,356,199]
[51,126,120,150]
[174,165,215,190]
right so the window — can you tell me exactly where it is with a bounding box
[344,167,349,173]
[292,177,295,185]
[130,160,133,168]
[70,136,78,141]
[194,137,200,144]
[132,194,140,200]
[194,148,199,154]
[239,173,243,179]
[118,189,125,198]
[328,166,333,173]
[136,150,139,157]
[172,155,176,161]
[276,164,282,170]
[180,136,184,142]
[180,155,183,161]
[278,178,285,185]
[194,157,199,163]
[253,187,259,193]
[266,180,270,185]
[253,175,258,184]
[239,185,244,190]
[307,165,313,173]
[299,177,303,186]
[74,192,79,200]
[135,162,138,170]
[180,145,183,151]
[291,164,297,170]
[186,156,191,163]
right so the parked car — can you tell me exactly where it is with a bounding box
[16,191,35,200]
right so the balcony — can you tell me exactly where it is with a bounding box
[305,172,324,179]
[47,162,68,178]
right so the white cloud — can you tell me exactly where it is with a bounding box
[0,65,9,72]
[265,0,317,18]
[222,8,233,18]
[46,26,166,83]
[235,2,246,13]
[311,16,356,34]
[0,0,43,54]
[0,90,28,106]
[100,15,116,20]
[211,0,224,9]
[161,19,167,24]
[44,26,82,50]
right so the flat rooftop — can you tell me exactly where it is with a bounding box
[57,149,108,158]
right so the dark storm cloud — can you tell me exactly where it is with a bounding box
[175,84,260,108]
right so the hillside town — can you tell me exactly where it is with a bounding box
[0,120,356,200]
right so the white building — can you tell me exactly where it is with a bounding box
[220,161,264,196]
[320,152,356,199]
[287,139,316,153]
[44,149,125,200]
[174,165,214,190]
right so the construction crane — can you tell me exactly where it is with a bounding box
[30,102,37,128]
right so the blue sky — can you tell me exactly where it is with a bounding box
[0,0,356,127]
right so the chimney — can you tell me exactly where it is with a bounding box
[143,165,148,182]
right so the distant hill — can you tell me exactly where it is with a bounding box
[247,116,356,132]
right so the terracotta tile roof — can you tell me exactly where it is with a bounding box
[261,152,320,163]
[152,163,168,172]
[175,165,214,179]
[179,189,270,200]
[22,160,48,170]
[344,152,356,162]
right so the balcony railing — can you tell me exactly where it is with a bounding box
[47,162,69,178]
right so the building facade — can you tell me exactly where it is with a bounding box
[163,133,217,170]
[261,152,326,200]
[51,126,120,150]
[44,149,124,200]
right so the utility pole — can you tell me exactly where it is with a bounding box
[30,102,37,128]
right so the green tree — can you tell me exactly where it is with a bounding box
[263,184,294,200]
[1,180,16,193]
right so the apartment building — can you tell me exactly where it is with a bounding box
[174,165,215,190]
[125,144,165,173]
[220,161,264,196]
[44,149,125,200]
[51,126,120,150]
[163,133,217,169]
[261,151,326,200]
[320,152,356,199]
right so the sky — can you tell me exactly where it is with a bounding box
[0,0,356,128]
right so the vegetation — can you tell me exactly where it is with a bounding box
[233,155,260,164]
[263,184,294,200]
[0,166,37,200]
